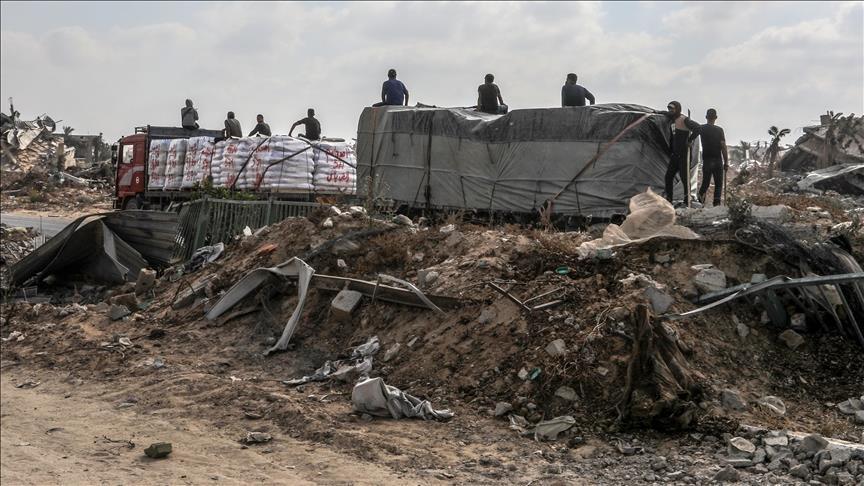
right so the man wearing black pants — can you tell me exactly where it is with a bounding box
[698,108,729,207]
[663,101,701,205]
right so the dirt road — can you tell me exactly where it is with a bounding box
[0,371,415,485]
[0,212,72,238]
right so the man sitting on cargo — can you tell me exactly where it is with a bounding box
[373,69,409,107]
[561,73,595,107]
[477,74,507,114]
[289,109,321,141]
[181,99,199,130]
[249,114,272,137]
[224,111,242,138]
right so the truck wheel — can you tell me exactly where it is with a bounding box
[123,198,140,210]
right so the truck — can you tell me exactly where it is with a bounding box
[113,125,357,210]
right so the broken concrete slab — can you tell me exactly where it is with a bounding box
[135,268,157,295]
[693,267,727,294]
[109,304,131,321]
[332,290,363,321]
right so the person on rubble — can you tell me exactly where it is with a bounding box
[181,99,199,130]
[697,108,729,207]
[248,114,272,137]
[561,73,595,107]
[477,73,507,114]
[224,111,242,138]
[663,100,701,206]
[289,109,321,141]
[372,69,409,107]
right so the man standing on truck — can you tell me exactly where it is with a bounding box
[249,114,271,137]
[477,74,507,114]
[663,100,701,206]
[289,109,321,141]
[373,69,409,107]
[181,99,199,130]
[697,108,729,207]
[224,111,242,138]
[561,73,595,107]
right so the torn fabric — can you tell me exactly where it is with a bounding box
[284,336,380,386]
[351,377,453,421]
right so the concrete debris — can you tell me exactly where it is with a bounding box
[721,389,748,412]
[790,313,807,332]
[644,286,674,314]
[837,398,864,415]
[494,402,513,417]
[321,217,334,228]
[554,386,578,402]
[544,339,567,357]
[331,289,363,321]
[757,396,787,416]
[692,267,727,294]
[799,434,829,453]
[733,315,750,339]
[243,432,272,444]
[135,268,157,295]
[778,329,805,349]
[439,224,456,233]
[109,304,131,321]
[382,343,401,362]
[713,465,740,482]
[393,214,413,226]
[728,437,756,457]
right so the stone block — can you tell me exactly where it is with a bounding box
[331,290,363,321]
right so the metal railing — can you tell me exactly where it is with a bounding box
[172,198,320,261]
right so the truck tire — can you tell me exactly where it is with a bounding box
[123,198,140,210]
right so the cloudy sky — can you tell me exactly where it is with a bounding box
[1,1,861,144]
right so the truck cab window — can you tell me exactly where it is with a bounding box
[122,144,134,164]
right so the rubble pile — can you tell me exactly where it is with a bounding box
[1,187,862,482]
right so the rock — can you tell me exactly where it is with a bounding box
[641,472,657,482]
[394,214,413,226]
[477,308,495,324]
[754,447,767,464]
[713,465,740,482]
[693,268,727,293]
[732,315,750,339]
[778,329,805,349]
[331,239,360,255]
[655,252,672,264]
[328,206,342,216]
[144,442,172,459]
[854,410,864,424]
[724,457,754,468]
[729,437,757,457]
[109,304,131,321]
[439,224,456,233]
[836,472,855,484]
[650,457,668,471]
[764,432,789,447]
[789,464,810,479]
[494,402,513,417]
[757,396,787,416]
[444,231,464,248]
[135,268,157,295]
[331,290,363,321]
[790,313,807,331]
[407,337,419,348]
[751,273,768,284]
[244,432,272,444]
[644,286,675,314]
[348,206,367,217]
[721,389,748,412]
[418,269,440,287]
[554,386,578,401]
[321,217,334,228]
[751,205,791,222]
[337,259,347,269]
[837,398,863,415]
[517,368,529,380]
[545,339,567,357]
[800,434,829,453]
[110,292,139,311]
[382,343,401,363]
[829,447,852,464]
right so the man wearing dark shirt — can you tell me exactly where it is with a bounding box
[477,73,506,114]
[374,69,409,107]
[663,100,701,205]
[561,73,595,107]
[181,99,199,130]
[698,108,729,207]
[289,109,321,141]
[249,114,271,137]
[224,111,242,138]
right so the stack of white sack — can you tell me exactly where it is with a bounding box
[147,139,171,190]
[211,138,254,188]
[163,139,188,190]
[252,136,315,192]
[181,137,216,189]
[312,140,357,194]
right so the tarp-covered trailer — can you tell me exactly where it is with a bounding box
[356,104,696,218]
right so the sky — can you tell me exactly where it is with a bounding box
[1,1,862,144]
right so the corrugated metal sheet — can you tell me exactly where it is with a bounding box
[103,210,179,267]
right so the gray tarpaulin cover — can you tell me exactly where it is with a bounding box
[352,377,453,421]
[356,104,696,217]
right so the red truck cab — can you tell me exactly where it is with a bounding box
[113,126,223,210]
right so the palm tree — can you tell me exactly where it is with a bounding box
[766,125,790,177]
